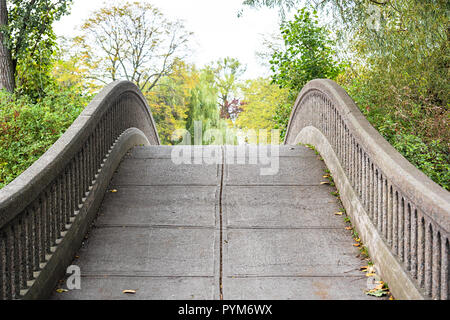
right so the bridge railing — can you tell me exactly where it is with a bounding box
[0,81,159,299]
[285,79,449,300]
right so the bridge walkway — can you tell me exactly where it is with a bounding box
[53,145,376,300]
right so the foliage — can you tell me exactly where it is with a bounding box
[184,68,230,145]
[52,39,101,95]
[210,57,246,120]
[332,0,449,189]
[75,1,192,93]
[343,75,450,190]
[149,59,241,145]
[236,78,290,141]
[0,0,72,96]
[0,84,90,188]
[146,59,198,145]
[270,8,343,92]
[272,101,294,141]
[239,0,299,19]
[269,7,343,139]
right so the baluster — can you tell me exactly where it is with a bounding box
[0,231,5,299]
[441,237,449,300]
[363,153,368,210]
[50,183,57,246]
[392,190,399,255]
[5,226,15,299]
[387,184,393,247]
[432,230,441,299]
[4,227,14,299]
[65,167,71,224]
[404,201,411,271]
[56,176,63,238]
[28,205,39,275]
[355,146,360,198]
[83,144,88,198]
[372,169,378,227]
[352,139,356,188]
[19,216,28,290]
[417,214,425,288]
[38,196,46,262]
[410,206,418,279]
[366,161,371,219]
[424,223,433,296]
[43,190,51,255]
[377,172,382,231]
[398,197,404,262]
[382,178,388,239]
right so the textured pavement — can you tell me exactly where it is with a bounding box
[52,145,375,300]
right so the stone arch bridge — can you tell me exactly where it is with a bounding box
[0,80,448,300]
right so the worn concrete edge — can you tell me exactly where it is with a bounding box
[21,128,150,300]
[294,126,426,300]
[284,79,449,232]
[0,80,160,229]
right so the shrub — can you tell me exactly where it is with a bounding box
[0,85,90,188]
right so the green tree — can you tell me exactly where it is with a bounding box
[270,8,342,92]
[147,59,199,145]
[52,38,101,95]
[270,7,343,139]
[0,83,91,188]
[185,68,223,145]
[0,0,72,96]
[210,57,246,120]
[236,78,290,135]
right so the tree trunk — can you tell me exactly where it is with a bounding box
[0,0,14,92]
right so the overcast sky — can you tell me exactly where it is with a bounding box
[53,0,291,79]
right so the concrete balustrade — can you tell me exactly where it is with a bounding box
[0,81,160,299]
[285,79,449,300]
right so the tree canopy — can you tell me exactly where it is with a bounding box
[0,0,72,96]
[76,1,192,93]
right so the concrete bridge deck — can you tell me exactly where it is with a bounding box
[53,145,375,300]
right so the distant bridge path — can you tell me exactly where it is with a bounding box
[52,145,374,300]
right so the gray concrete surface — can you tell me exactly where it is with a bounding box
[52,145,375,300]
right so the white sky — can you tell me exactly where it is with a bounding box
[54,0,289,79]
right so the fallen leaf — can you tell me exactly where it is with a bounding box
[353,243,360,247]
[366,273,376,277]
[345,227,352,230]
[110,189,118,193]
[335,212,343,215]
[122,289,136,294]
[56,289,68,293]
[323,175,330,178]
[366,289,388,297]
[367,266,375,273]
[320,181,330,185]
[360,266,369,271]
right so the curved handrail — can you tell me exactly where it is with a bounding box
[285,79,449,300]
[0,81,160,299]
